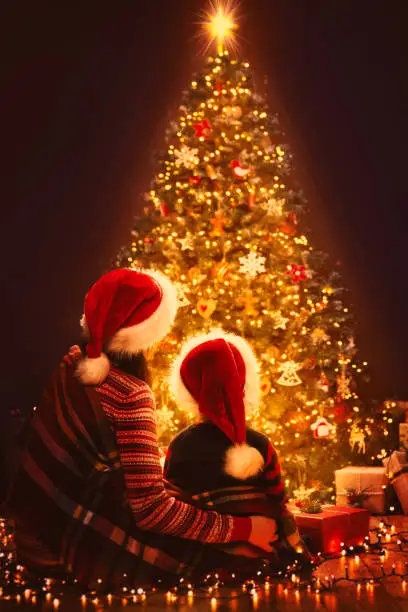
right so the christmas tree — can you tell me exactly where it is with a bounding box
[116,6,394,491]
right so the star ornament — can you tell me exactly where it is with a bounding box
[179,236,195,251]
[193,119,212,139]
[271,311,289,330]
[286,263,309,283]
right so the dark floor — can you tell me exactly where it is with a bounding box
[1,516,408,611]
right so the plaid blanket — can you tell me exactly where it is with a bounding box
[5,349,204,588]
[164,480,305,572]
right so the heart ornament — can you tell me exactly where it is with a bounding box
[196,298,217,319]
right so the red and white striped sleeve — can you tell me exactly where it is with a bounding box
[99,373,251,544]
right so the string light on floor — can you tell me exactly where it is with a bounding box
[1,517,408,606]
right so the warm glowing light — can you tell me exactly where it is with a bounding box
[202,2,238,53]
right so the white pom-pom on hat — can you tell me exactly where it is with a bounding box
[76,353,110,386]
[225,443,265,479]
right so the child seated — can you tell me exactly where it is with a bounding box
[164,330,311,577]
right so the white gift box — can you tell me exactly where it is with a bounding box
[335,466,387,514]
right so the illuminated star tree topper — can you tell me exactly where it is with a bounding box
[201,1,239,55]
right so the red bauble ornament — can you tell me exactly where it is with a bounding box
[215,80,223,94]
[280,221,297,236]
[286,263,308,283]
[193,119,212,139]
[189,175,201,185]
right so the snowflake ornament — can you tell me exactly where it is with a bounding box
[277,361,302,386]
[174,145,199,169]
[239,251,266,278]
[261,197,285,217]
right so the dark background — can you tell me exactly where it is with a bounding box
[1,1,407,494]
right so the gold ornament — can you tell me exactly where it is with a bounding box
[188,267,206,284]
[210,210,226,236]
[310,328,330,345]
[262,345,280,364]
[239,289,259,316]
[205,163,217,180]
[349,425,366,454]
[175,282,190,307]
[196,298,217,319]
[277,361,302,386]
[337,354,351,399]
[211,260,230,280]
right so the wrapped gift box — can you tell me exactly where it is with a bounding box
[335,466,387,514]
[383,451,408,515]
[400,423,408,452]
[291,505,369,554]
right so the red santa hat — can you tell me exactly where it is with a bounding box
[170,330,264,479]
[77,268,178,385]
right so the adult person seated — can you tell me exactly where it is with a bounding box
[6,268,277,589]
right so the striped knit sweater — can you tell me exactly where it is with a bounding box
[97,364,251,544]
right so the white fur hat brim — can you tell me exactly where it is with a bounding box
[106,269,178,355]
[169,329,261,416]
[77,268,178,385]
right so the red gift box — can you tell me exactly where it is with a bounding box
[291,505,370,554]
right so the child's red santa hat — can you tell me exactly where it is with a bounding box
[170,330,264,479]
[77,268,178,385]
